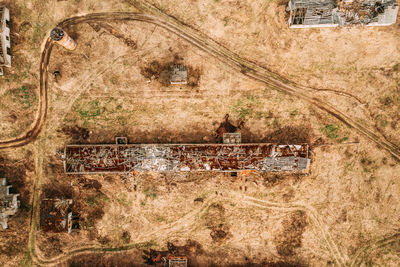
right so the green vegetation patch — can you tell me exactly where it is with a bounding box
[320,124,348,142]
[5,85,37,109]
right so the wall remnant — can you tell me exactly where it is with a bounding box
[40,199,73,233]
[0,178,19,230]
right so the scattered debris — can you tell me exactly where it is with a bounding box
[64,143,311,173]
[142,241,196,266]
[40,198,73,233]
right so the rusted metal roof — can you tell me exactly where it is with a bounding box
[64,143,310,174]
[40,199,73,233]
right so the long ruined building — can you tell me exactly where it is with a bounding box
[63,142,310,174]
[287,0,398,28]
[0,178,19,230]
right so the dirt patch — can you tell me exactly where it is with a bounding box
[262,173,301,187]
[65,249,144,267]
[263,126,312,144]
[203,202,231,243]
[273,211,308,257]
[0,152,33,264]
[88,22,137,49]
[60,125,91,142]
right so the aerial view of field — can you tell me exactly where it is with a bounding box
[0,0,399,266]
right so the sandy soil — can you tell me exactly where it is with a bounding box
[0,0,399,266]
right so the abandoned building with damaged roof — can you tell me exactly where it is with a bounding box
[286,0,398,28]
[40,199,73,233]
[0,178,19,230]
[63,143,310,174]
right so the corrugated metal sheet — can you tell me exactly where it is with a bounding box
[64,143,310,174]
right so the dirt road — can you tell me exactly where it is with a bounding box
[0,12,399,162]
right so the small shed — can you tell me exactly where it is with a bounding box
[40,198,73,233]
[170,65,187,85]
[167,255,187,267]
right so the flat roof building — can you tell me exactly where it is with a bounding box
[0,6,11,68]
[0,178,19,230]
[170,65,187,85]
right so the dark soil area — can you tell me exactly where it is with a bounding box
[273,211,308,257]
[66,249,145,267]
[203,202,231,243]
[60,125,91,142]
[262,126,312,144]
[39,177,108,257]
[0,152,34,259]
[140,55,201,87]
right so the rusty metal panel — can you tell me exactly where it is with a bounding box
[64,143,310,174]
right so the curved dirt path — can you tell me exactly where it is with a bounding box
[30,190,349,266]
[0,12,398,162]
[234,193,347,266]
[32,196,216,265]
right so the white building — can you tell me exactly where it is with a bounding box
[0,178,20,230]
[0,6,11,69]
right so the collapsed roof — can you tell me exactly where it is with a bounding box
[64,143,310,174]
[40,199,73,233]
[287,0,398,28]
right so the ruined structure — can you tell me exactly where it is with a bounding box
[0,178,19,230]
[64,143,310,174]
[287,0,398,28]
[167,256,188,267]
[40,199,73,233]
[170,65,187,85]
[0,6,11,74]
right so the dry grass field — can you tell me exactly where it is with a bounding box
[0,0,400,266]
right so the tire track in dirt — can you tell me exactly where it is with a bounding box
[31,197,216,265]
[349,233,400,267]
[0,11,399,163]
[233,193,347,266]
